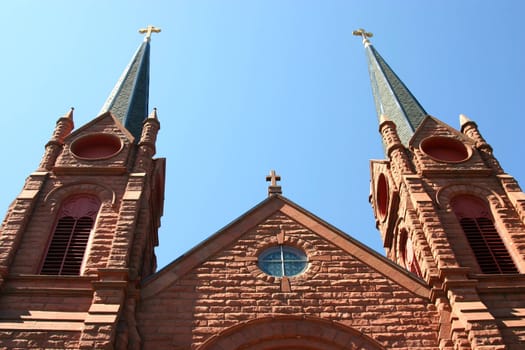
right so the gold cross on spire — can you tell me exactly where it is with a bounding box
[139,25,161,42]
[266,170,282,196]
[352,28,373,46]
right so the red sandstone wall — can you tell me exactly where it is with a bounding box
[138,212,440,349]
[480,287,525,350]
[0,331,80,349]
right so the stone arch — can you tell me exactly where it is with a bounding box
[43,181,116,213]
[393,217,407,264]
[435,184,524,273]
[435,184,504,211]
[197,316,385,350]
[393,219,423,278]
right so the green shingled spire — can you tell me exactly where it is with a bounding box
[100,27,159,141]
[354,29,427,147]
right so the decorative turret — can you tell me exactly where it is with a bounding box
[99,25,161,141]
[378,114,413,175]
[353,29,428,148]
[135,108,161,171]
[459,114,489,149]
[460,113,503,173]
[38,107,74,170]
[139,108,161,149]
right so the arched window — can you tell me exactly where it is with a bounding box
[451,195,518,274]
[40,195,100,275]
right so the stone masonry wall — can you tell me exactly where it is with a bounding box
[0,331,80,350]
[138,211,440,349]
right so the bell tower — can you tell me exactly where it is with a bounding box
[0,28,164,349]
[355,30,525,350]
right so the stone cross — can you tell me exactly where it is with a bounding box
[139,25,162,41]
[266,170,281,187]
[266,170,282,196]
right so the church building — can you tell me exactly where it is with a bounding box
[0,26,523,349]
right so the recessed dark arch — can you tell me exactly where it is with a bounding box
[451,195,518,274]
[376,173,389,220]
[197,316,385,350]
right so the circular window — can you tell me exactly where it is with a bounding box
[258,246,307,277]
[376,173,389,219]
[71,133,122,160]
[420,136,470,163]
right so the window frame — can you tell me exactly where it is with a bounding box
[40,195,100,276]
[452,195,518,274]
[258,245,308,277]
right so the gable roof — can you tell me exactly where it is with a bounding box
[142,195,430,299]
[409,115,474,146]
[64,111,135,143]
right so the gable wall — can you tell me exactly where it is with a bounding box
[138,211,440,349]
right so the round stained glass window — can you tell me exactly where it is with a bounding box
[258,246,308,277]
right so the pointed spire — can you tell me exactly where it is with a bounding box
[354,30,427,148]
[100,26,160,141]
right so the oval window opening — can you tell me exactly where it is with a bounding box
[71,134,122,160]
[420,137,470,162]
[258,246,307,277]
[376,173,389,219]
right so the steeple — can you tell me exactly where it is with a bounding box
[99,26,161,141]
[353,29,427,147]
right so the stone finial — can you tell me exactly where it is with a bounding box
[63,107,74,121]
[39,107,75,170]
[148,107,159,120]
[379,114,398,137]
[266,170,282,196]
[53,107,75,142]
[459,113,474,127]
[138,108,160,153]
[379,114,391,125]
[459,113,480,135]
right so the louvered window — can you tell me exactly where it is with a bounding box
[452,195,518,274]
[40,195,100,275]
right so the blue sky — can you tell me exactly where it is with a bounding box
[0,1,524,269]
